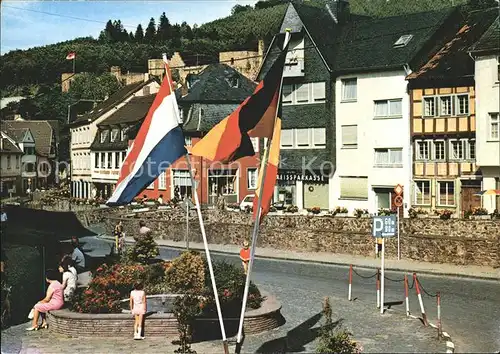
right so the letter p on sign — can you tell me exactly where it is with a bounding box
[373,218,384,237]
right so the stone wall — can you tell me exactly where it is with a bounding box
[77,208,500,267]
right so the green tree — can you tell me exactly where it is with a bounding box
[68,72,121,101]
[144,17,156,43]
[231,4,253,15]
[157,12,172,42]
[180,21,193,40]
[134,24,144,42]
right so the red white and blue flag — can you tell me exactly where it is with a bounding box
[106,59,187,206]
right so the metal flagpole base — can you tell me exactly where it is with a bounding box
[223,340,230,354]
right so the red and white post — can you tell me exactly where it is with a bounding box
[413,273,428,326]
[376,268,380,308]
[404,274,410,317]
[348,264,353,301]
[437,291,442,338]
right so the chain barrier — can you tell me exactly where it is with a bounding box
[383,275,405,282]
[416,276,437,297]
[352,268,378,279]
[408,276,415,290]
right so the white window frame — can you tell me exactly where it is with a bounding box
[467,138,475,160]
[110,128,119,143]
[313,128,326,147]
[414,180,431,206]
[295,128,310,147]
[121,129,127,141]
[251,137,259,153]
[341,125,357,149]
[100,130,109,143]
[341,78,357,102]
[158,171,167,190]
[432,140,446,161]
[282,82,327,105]
[374,99,403,118]
[185,136,192,147]
[147,181,155,190]
[423,97,437,117]
[247,168,258,190]
[437,180,455,207]
[280,129,294,148]
[415,140,431,160]
[439,95,452,116]
[448,139,466,160]
[374,148,403,167]
[280,128,326,149]
[455,94,469,116]
[489,113,499,141]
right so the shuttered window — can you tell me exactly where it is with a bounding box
[295,84,309,103]
[341,125,357,148]
[295,129,310,146]
[313,82,326,102]
[282,84,293,104]
[281,129,293,148]
[340,177,368,200]
[313,128,326,147]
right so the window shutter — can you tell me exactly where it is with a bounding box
[296,84,309,103]
[281,129,293,147]
[313,128,326,146]
[313,82,326,102]
[390,149,403,164]
[374,101,388,117]
[374,149,389,164]
[340,177,368,199]
[341,125,357,146]
[296,129,310,146]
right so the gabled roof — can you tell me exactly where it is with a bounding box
[71,78,159,126]
[0,131,23,154]
[469,15,500,54]
[408,8,498,85]
[179,64,256,103]
[262,2,459,76]
[1,120,55,157]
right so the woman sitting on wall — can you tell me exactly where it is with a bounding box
[26,269,64,331]
[59,257,77,303]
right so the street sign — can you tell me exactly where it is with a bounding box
[394,184,403,196]
[372,215,397,237]
[394,195,403,207]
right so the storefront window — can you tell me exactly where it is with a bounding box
[208,169,238,204]
[173,170,192,199]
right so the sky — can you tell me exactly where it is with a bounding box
[0,0,257,54]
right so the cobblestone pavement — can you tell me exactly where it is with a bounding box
[2,233,498,353]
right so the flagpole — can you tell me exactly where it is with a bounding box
[185,153,229,353]
[235,29,291,347]
[162,53,229,354]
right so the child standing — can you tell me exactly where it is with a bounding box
[130,282,147,340]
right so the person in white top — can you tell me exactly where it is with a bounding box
[59,257,77,302]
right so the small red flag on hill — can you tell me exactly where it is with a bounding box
[66,52,76,60]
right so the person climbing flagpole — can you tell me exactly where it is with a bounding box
[235,29,291,347]
[161,54,230,354]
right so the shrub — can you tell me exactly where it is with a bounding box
[173,294,201,354]
[331,206,348,216]
[128,235,159,264]
[284,205,298,213]
[166,251,205,293]
[408,207,428,218]
[316,297,362,354]
[472,207,489,216]
[434,209,453,220]
[378,208,395,216]
[353,208,368,218]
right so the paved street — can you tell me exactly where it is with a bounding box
[2,233,499,353]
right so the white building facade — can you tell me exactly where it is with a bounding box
[331,70,412,216]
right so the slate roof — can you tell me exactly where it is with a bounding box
[182,103,240,132]
[0,132,23,154]
[261,2,459,76]
[98,95,156,127]
[279,149,331,170]
[469,16,500,54]
[71,78,158,126]
[179,64,257,103]
[1,120,55,157]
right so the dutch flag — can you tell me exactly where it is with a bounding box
[107,56,187,206]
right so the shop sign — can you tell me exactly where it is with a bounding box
[277,170,327,183]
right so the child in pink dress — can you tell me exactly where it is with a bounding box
[26,269,64,331]
[130,282,147,339]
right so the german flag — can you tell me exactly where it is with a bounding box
[252,118,281,221]
[190,34,290,163]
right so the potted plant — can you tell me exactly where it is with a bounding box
[471,207,490,220]
[377,208,395,216]
[409,207,428,218]
[434,209,453,220]
[331,206,348,217]
[353,208,369,218]
[308,206,321,215]
[284,205,298,213]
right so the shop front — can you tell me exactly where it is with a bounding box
[275,169,329,210]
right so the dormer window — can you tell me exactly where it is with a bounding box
[227,75,239,88]
[100,130,109,143]
[110,128,119,142]
[121,128,127,141]
[393,34,413,48]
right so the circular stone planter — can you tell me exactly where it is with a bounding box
[47,290,282,338]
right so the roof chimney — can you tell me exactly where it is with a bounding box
[326,0,350,24]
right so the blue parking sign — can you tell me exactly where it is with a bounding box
[372,215,397,237]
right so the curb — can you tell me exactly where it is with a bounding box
[406,315,455,353]
[97,236,499,281]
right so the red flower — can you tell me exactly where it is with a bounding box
[223,289,231,297]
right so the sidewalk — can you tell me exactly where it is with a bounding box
[101,235,499,280]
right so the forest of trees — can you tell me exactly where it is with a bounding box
[0,0,497,123]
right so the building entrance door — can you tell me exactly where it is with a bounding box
[461,180,481,215]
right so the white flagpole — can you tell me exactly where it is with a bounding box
[236,30,291,346]
[162,53,229,354]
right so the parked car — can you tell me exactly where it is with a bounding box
[240,195,255,211]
